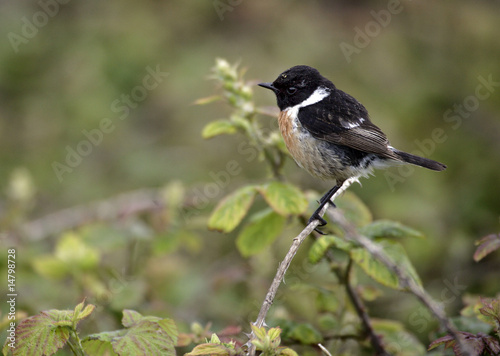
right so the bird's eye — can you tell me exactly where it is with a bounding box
[287,87,297,95]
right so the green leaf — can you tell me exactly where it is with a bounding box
[350,240,422,290]
[371,319,426,356]
[335,191,372,227]
[479,298,500,327]
[288,323,323,344]
[83,312,178,355]
[158,318,179,346]
[268,327,282,342]
[72,299,95,326]
[360,220,424,240]
[12,310,71,356]
[208,185,257,233]
[202,120,238,139]
[185,343,230,355]
[122,310,143,327]
[251,325,267,341]
[278,347,299,356]
[258,182,308,216]
[236,209,285,257]
[83,330,124,343]
[474,234,500,262]
[82,338,118,356]
[112,320,176,356]
[308,235,353,264]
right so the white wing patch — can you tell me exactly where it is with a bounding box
[340,117,365,129]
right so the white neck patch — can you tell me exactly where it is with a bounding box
[285,87,330,118]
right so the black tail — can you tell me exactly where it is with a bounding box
[394,150,447,171]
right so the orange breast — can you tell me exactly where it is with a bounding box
[278,110,306,165]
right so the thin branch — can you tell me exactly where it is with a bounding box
[343,259,390,356]
[13,189,164,241]
[318,343,332,356]
[325,208,472,356]
[247,178,358,355]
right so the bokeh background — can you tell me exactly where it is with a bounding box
[1,0,499,354]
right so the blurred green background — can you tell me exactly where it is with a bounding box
[1,0,499,353]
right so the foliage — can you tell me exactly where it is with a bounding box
[2,58,499,356]
[428,297,500,355]
[195,59,434,354]
[2,300,178,356]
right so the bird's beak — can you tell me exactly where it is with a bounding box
[258,82,278,93]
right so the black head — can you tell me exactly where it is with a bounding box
[259,65,334,110]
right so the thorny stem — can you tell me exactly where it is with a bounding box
[247,179,357,356]
[325,208,471,356]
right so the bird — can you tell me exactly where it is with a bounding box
[258,65,446,232]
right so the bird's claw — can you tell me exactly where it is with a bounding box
[308,212,328,234]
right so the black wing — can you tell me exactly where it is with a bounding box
[298,89,400,161]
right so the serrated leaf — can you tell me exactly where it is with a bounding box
[73,300,95,325]
[112,320,176,356]
[258,182,308,216]
[428,334,454,351]
[209,333,221,344]
[250,325,267,340]
[185,343,230,355]
[474,234,500,262]
[360,220,424,240]
[202,120,238,139]
[193,95,222,105]
[268,327,282,341]
[350,240,422,290]
[308,235,352,264]
[122,310,143,327]
[236,209,285,257]
[12,311,71,356]
[479,298,500,327]
[288,323,322,344]
[208,185,257,233]
[158,318,178,345]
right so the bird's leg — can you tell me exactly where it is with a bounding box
[308,184,342,233]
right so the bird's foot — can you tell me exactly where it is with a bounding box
[308,211,328,235]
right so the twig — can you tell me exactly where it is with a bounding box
[13,189,164,241]
[325,208,471,356]
[247,178,358,355]
[343,259,390,356]
[318,343,332,356]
